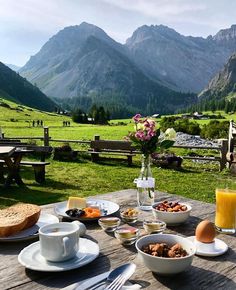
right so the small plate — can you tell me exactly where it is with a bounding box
[0,212,59,242]
[188,236,228,257]
[18,238,99,272]
[54,199,119,221]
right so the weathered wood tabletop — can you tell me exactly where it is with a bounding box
[0,146,15,157]
[0,189,235,290]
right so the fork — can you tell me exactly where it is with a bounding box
[104,274,127,290]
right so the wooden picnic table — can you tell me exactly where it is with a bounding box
[0,146,33,187]
[0,189,235,289]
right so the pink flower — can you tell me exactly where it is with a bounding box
[144,119,155,129]
[147,129,156,138]
[135,130,145,141]
[133,114,142,123]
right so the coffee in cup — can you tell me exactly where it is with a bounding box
[39,221,81,262]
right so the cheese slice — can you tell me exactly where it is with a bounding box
[67,197,86,209]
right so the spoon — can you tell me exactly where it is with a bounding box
[82,263,136,290]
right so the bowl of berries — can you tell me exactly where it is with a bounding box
[152,201,192,226]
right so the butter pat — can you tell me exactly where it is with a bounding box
[67,197,86,209]
[116,226,138,238]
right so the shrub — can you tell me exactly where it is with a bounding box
[160,117,201,135]
[116,121,127,126]
[160,116,177,132]
[0,102,11,108]
[200,120,229,139]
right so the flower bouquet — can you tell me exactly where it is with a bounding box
[127,114,176,210]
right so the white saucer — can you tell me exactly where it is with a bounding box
[187,236,228,257]
[0,212,59,242]
[18,238,99,271]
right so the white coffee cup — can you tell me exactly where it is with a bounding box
[39,221,81,262]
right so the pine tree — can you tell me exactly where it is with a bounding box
[224,101,231,113]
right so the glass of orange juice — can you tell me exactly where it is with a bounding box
[215,188,236,234]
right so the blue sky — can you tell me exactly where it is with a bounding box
[1,0,236,66]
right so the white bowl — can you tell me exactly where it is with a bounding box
[152,202,191,225]
[135,234,196,275]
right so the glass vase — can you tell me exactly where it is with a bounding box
[136,154,155,211]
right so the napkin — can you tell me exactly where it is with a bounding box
[61,271,141,290]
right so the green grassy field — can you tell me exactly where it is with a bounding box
[1,156,235,209]
[1,98,236,208]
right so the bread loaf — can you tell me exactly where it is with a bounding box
[0,203,41,237]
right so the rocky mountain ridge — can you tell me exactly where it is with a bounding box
[212,25,236,49]
[19,22,236,115]
[199,53,236,100]
[20,23,196,115]
[125,24,236,92]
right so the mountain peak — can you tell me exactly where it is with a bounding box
[54,22,109,43]
[126,24,181,46]
[20,22,115,70]
[213,24,236,48]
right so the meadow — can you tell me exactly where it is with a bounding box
[1,98,236,208]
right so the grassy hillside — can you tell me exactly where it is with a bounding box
[1,100,236,142]
[0,62,56,111]
[0,98,135,140]
[0,97,70,126]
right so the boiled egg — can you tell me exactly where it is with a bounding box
[195,220,216,243]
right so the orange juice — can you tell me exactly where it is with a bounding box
[215,189,236,231]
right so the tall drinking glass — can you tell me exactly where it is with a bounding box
[215,188,236,234]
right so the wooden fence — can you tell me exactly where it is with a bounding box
[0,126,230,171]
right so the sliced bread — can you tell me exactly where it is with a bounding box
[0,203,41,237]
[10,203,41,228]
[0,210,27,237]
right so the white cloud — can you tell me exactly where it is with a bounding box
[101,0,206,18]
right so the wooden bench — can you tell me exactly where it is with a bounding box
[0,141,28,146]
[24,145,53,161]
[0,160,50,183]
[89,140,136,166]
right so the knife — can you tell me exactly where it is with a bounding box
[61,271,110,290]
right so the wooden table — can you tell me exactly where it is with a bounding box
[0,146,33,187]
[0,189,235,289]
